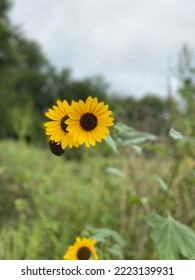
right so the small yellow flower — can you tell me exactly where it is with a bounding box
[63,237,98,260]
[44,100,79,149]
[66,96,114,148]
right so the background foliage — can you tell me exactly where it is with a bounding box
[0,0,195,259]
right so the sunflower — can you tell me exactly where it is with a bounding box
[49,140,64,156]
[63,237,98,260]
[44,100,79,149]
[65,96,114,148]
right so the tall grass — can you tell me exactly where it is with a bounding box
[0,139,195,259]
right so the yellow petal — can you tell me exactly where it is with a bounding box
[67,137,74,148]
[91,102,103,115]
[85,135,90,148]
[90,97,99,113]
[73,141,80,148]
[79,130,87,144]
[45,110,61,121]
[67,113,80,120]
[88,132,96,146]
[45,125,61,131]
[92,130,102,142]
[52,105,64,117]
[44,121,59,127]
[78,100,87,114]
[61,137,68,149]
[57,100,68,114]
[97,110,112,117]
[45,131,52,136]
[65,118,79,125]
[67,124,81,134]
[54,130,66,142]
[95,127,108,139]
[96,126,109,134]
[97,118,114,126]
[73,129,82,142]
[95,104,109,116]
[86,96,93,111]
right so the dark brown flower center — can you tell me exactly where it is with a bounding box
[60,115,69,133]
[80,113,97,131]
[49,141,64,156]
[77,247,91,260]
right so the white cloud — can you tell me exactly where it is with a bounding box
[9,0,195,98]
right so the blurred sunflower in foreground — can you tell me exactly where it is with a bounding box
[63,237,98,260]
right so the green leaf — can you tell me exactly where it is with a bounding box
[131,145,142,155]
[114,123,135,133]
[169,128,184,140]
[106,167,128,179]
[143,144,168,156]
[114,123,157,146]
[169,128,193,143]
[107,244,124,259]
[91,228,126,247]
[147,214,195,259]
[83,226,126,249]
[154,175,169,192]
[104,134,118,154]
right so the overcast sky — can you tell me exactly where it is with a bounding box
[9,0,195,98]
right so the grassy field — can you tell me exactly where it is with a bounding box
[0,139,195,259]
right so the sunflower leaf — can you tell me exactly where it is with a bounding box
[154,175,169,192]
[147,214,195,259]
[169,128,193,143]
[143,143,168,156]
[107,244,124,259]
[106,167,128,179]
[169,128,184,140]
[131,145,142,155]
[91,228,126,247]
[114,123,157,146]
[104,135,118,153]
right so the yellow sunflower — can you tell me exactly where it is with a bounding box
[63,237,98,260]
[65,96,114,148]
[44,100,79,149]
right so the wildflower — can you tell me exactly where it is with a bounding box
[66,96,114,148]
[63,237,98,260]
[44,100,79,149]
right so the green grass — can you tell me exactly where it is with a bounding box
[0,140,195,259]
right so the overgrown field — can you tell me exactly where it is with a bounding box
[0,138,195,260]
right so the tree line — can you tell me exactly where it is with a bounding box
[1,0,195,145]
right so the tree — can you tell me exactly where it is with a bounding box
[64,75,108,103]
[0,0,11,19]
[176,45,195,135]
[177,45,195,111]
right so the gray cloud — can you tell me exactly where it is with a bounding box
[9,0,195,97]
